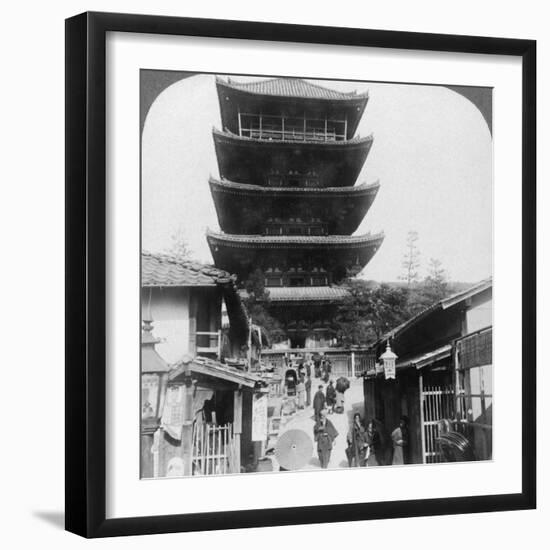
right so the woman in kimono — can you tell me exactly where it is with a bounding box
[305,376,312,407]
[365,419,381,467]
[325,380,336,414]
[391,416,409,465]
[346,413,367,467]
[296,376,306,409]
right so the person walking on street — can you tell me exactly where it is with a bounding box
[391,416,409,465]
[313,409,338,468]
[325,380,336,414]
[365,419,382,467]
[296,376,306,409]
[346,413,367,467]
[313,384,325,422]
[305,376,312,407]
[335,388,345,414]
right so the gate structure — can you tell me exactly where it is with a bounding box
[419,381,455,463]
[192,423,236,475]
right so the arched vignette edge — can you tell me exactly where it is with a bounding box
[140,70,493,137]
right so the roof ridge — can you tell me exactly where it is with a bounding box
[209,176,380,194]
[217,76,369,100]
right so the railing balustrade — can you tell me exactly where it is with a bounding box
[238,113,347,142]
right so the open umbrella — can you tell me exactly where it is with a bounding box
[335,376,350,393]
[275,429,313,470]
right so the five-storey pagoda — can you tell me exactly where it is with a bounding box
[207,76,384,348]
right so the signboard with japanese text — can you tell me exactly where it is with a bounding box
[252,393,268,441]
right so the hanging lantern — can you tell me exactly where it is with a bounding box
[380,341,398,380]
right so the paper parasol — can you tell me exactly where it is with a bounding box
[275,429,313,470]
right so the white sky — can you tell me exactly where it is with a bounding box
[142,74,492,283]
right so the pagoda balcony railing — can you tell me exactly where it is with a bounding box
[265,223,327,236]
[264,274,330,287]
[238,113,347,142]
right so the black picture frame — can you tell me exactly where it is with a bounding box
[65,11,536,538]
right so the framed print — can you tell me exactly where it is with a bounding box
[65,11,536,538]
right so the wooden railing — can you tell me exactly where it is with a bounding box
[238,113,347,142]
[192,423,236,476]
[195,330,221,359]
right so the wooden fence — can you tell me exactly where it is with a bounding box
[192,423,236,476]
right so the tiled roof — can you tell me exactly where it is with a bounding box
[209,177,380,197]
[141,347,171,373]
[213,127,373,147]
[373,278,493,348]
[142,251,233,287]
[218,77,368,100]
[207,229,384,248]
[169,356,263,388]
[264,286,350,302]
[396,344,452,371]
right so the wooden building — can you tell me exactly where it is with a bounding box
[141,251,249,363]
[364,279,493,465]
[140,252,267,477]
[207,77,383,349]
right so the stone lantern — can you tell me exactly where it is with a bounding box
[141,316,170,477]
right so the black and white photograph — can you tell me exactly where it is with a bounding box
[0,0,543,545]
[140,72,493,478]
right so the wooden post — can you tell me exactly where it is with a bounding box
[419,374,426,464]
[282,115,285,140]
[247,324,252,372]
[324,115,328,141]
[152,428,161,478]
[233,389,243,473]
[344,114,348,140]
[181,380,195,476]
[351,351,356,378]
[259,113,263,139]
[238,108,242,136]
[188,292,197,357]
[303,113,306,140]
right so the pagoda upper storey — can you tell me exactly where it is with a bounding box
[209,177,380,235]
[213,128,373,188]
[216,77,369,141]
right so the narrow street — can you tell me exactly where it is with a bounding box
[275,377,365,470]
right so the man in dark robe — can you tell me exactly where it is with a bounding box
[325,380,336,414]
[313,410,338,468]
[313,385,325,422]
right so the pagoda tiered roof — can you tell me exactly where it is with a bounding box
[206,230,384,249]
[216,77,369,140]
[206,229,384,282]
[266,286,350,303]
[213,128,373,188]
[218,77,369,101]
[209,177,380,234]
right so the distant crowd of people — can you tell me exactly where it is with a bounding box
[281,354,409,470]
